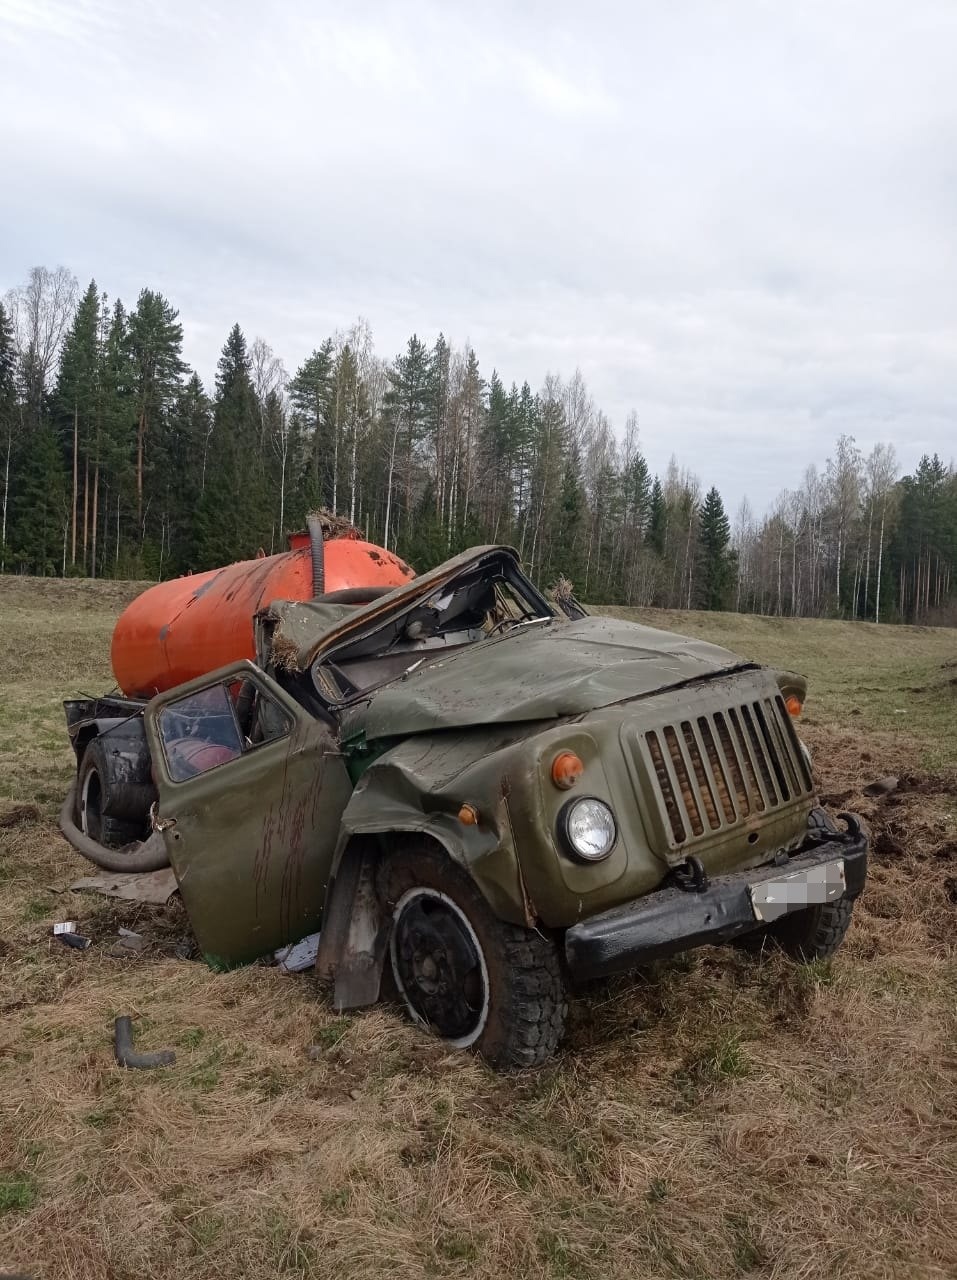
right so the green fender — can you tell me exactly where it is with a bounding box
[316,744,534,1011]
[329,786,530,927]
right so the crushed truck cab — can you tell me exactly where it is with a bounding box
[61,545,867,1068]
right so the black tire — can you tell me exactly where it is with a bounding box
[378,844,566,1068]
[76,739,144,850]
[760,895,855,961]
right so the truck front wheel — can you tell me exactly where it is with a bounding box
[762,895,855,961]
[379,846,566,1068]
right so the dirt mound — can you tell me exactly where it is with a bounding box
[0,804,41,828]
[805,724,957,956]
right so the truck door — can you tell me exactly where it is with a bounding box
[144,661,352,968]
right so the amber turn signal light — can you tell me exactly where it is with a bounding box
[551,751,584,790]
[785,694,803,717]
[458,803,479,826]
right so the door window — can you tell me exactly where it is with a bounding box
[158,677,293,782]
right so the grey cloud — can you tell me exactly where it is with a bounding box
[1,0,955,513]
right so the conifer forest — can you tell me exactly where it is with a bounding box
[1,265,954,624]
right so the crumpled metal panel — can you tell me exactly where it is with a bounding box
[341,615,749,740]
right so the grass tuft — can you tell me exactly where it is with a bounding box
[0,1174,37,1215]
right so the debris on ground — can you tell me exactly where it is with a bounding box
[110,927,148,957]
[70,867,178,905]
[275,931,321,973]
[863,775,899,797]
[55,931,91,950]
[113,1015,176,1069]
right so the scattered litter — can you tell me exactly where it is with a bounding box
[56,932,91,950]
[111,928,147,956]
[275,931,321,973]
[863,776,899,797]
[113,1015,176,1069]
[52,921,78,936]
[70,867,178,905]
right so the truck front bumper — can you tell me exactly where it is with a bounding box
[564,820,868,982]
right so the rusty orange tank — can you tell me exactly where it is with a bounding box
[111,533,414,698]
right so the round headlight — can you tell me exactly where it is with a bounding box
[559,797,617,861]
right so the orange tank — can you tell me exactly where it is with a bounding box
[111,534,414,698]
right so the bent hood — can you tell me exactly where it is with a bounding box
[342,615,752,740]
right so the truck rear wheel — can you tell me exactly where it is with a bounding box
[76,739,145,850]
[379,845,566,1068]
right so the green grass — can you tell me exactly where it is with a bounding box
[1,574,956,1280]
[0,1174,37,1215]
[594,605,957,766]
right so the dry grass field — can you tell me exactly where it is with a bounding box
[1,576,956,1280]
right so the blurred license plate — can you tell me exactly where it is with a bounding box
[749,859,845,923]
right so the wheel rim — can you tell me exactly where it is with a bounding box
[79,767,103,843]
[390,888,490,1048]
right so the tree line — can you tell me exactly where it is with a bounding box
[1,265,954,624]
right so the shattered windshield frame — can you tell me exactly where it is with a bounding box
[311,552,555,705]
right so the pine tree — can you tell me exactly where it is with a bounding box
[0,301,17,569]
[96,300,138,576]
[624,450,651,541]
[697,485,736,610]
[288,342,335,511]
[550,447,587,589]
[128,289,185,525]
[429,335,452,534]
[8,419,68,574]
[55,280,100,571]
[337,342,368,527]
[890,453,954,620]
[457,347,484,539]
[383,335,433,551]
[646,476,666,555]
[194,325,262,566]
[153,373,211,575]
[525,380,565,579]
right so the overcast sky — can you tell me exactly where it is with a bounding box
[1,0,954,514]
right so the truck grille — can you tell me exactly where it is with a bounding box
[643,694,812,847]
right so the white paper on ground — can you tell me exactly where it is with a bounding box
[275,932,321,973]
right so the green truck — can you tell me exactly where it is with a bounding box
[61,545,867,1067]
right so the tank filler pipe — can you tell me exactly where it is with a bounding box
[307,513,325,597]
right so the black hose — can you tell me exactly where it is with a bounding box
[307,512,325,597]
[59,780,171,873]
[114,1015,176,1069]
[314,586,394,605]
